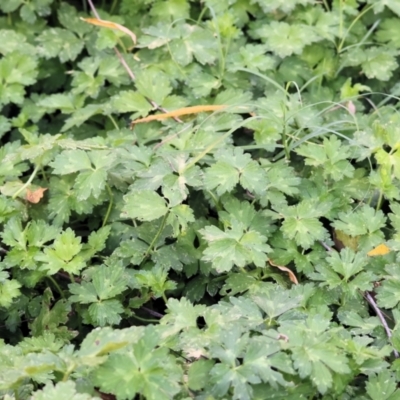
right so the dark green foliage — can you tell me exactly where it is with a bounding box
[1,0,400,398]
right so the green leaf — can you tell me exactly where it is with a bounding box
[376,264,400,309]
[47,176,95,226]
[252,287,302,320]
[200,219,271,272]
[111,90,152,115]
[51,150,92,174]
[0,277,22,308]
[36,228,85,275]
[69,263,127,303]
[122,190,168,221]
[77,325,143,358]
[36,28,84,62]
[135,265,177,299]
[61,104,104,131]
[57,2,93,36]
[0,29,36,55]
[326,248,368,281]
[204,161,239,195]
[161,297,206,337]
[366,371,400,400]
[0,51,38,105]
[169,24,218,66]
[361,47,398,81]
[0,0,23,13]
[204,148,268,196]
[188,359,215,390]
[88,299,124,326]
[278,200,329,249]
[281,315,350,394]
[93,327,182,400]
[376,18,400,48]
[31,381,100,400]
[332,206,386,250]
[30,288,75,340]
[135,68,172,105]
[295,135,354,181]
[253,0,313,13]
[256,21,319,58]
[51,150,114,199]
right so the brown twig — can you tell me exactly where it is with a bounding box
[86,0,182,123]
[364,292,399,359]
[319,241,334,252]
[141,306,163,319]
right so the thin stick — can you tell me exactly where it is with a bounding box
[141,306,163,319]
[365,292,399,358]
[319,241,334,252]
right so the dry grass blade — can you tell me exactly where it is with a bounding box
[268,259,299,284]
[80,17,136,46]
[130,105,228,126]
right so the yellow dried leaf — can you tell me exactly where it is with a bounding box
[80,17,136,46]
[367,243,391,257]
[130,105,228,126]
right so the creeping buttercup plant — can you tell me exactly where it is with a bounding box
[1,0,400,398]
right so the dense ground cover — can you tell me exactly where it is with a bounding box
[1,0,400,398]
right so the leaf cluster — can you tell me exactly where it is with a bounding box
[2,0,400,399]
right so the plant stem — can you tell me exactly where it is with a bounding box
[102,184,114,227]
[12,164,40,199]
[162,293,168,303]
[337,4,374,52]
[131,313,159,324]
[47,276,65,299]
[108,114,120,130]
[110,0,118,14]
[143,211,169,259]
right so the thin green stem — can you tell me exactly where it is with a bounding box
[40,166,48,183]
[207,190,222,212]
[337,4,374,52]
[131,313,159,324]
[68,273,76,284]
[102,184,114,227]
[47,276,65,299]
[197,5,207,23]
[12,164,40,199]
[338,0,343,41]
[62,363,76,382]
[162,293,168,303]
[281,107,290,161]
[321,0,330,11]
[110,0,118,14]
[143,211,170,260]
[116,37,128,53]
[108,115,120,130]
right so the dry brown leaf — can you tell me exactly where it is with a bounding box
[26,187,48,204]
[130,105,228,126]
[268,259,298,284]
[80,17,136,46]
